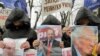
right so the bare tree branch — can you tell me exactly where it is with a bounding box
[60,11,70,27]
[33,5,42,29]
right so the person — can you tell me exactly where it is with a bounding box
[71,26,98,56]
[30,15,63,56]
[74,7,100,42]
[25,14,61,50]
[0,8,37,50]
[62,27,71,47]
[74,7,100,55]
[41,14,64,47]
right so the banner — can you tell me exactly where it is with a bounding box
[84,0,100,10]
[42,0,72,15]
[36,25,62,41]
[0,9,11,27]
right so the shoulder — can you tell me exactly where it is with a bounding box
[72,45,77,56]
[53,39,60,43]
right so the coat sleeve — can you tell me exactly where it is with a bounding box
[27,30,37,48]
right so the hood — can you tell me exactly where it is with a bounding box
[41,15,61,25]
[74,7,100,26]
[5,8,30,30]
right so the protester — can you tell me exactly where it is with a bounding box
[23,15,62,50]
[62,27,71,47]
[74,7,100,55]
[1,8,37,49]
[30,15,63,56]
[74,7,100,42]
[41,15,61,25]
[43,15,66,47]
[32,14,61,49]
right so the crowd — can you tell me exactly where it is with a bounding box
[0,7,100,56]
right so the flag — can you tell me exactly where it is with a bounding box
[0,0,27,13]
[1,0,16,9]
[84,0,100,10]
[14,0,27,13]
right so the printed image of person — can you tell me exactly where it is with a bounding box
[43,28,61,56]
[71,26,98,56]
[33,28,62,56]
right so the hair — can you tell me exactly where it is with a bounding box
[71,26,98,43]
[47,27,55,35]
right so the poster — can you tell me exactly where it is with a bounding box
[71,26,98,56]
[3,38,27,56]
[36,25,62,56]
[36,25,62,41]
[62,47,71,56]
[3,38,27,49]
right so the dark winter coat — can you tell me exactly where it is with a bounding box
[2,8,37,48]
[41,15,61,25]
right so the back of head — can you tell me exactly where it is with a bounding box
[74,7,100,26]
[41,15,61,25]
[5,8,30,31]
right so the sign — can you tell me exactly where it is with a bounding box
[3,38,27,56]
[0,9,11,27]
[3,38,27,49]
[62,47,71,56]
[84,0,100,10]
[42,0,72,15]
[25,49,37,56]
[36,25,62,41]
